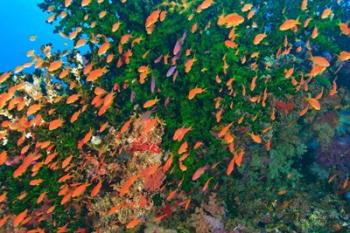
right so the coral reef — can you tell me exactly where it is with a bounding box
[0,0,349,231]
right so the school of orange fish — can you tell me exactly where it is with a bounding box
[0,0,350,231]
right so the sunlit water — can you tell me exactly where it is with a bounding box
[0,0,69,72]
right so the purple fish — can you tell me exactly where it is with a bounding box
[154,55,163,64]
[130,90,136,103]
[164,97,170,107]
[173,32,187,56]
[141,111,152,120]
[166,65,177,77]
[150,76,155,93]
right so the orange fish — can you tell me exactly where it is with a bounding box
[299,105,309,116]
[126,217,143,229]
[159,10,167,22]
[87,67,107,82]
[13,163,30,178]
[311,56,330,67]
[339,51,350,62]
[202,177,213,191]
[27,104,42,116]
[70,110,81,123]
[58,174,73,183]
[253,33,267,45]
[72,183,90,197]
[57,224,69,233]
[13,209,28,227]
[45,152,58,164]
[216,109,223,123]
[191,23,198,33]
[17,192,27,200]
[250,76,257,91]
[49,118,64,131]
[306,97,321,110]
[284,67,294,79]
[48,60,63,72]
[65,0,72,7]
[173,127,191,141]
[81,0,92,7]
[321,8,332,19]
[301,0,308,10]
[120,34,132,45]
[178,141,188,154]
[61,193,72,205]
[143,98,159,108]
[107,203,122,216]
[226,156,235,175]
[78,129,93,149]
[120,119,132,134]
[223,13,245,27]
[185,57,197,73]
[112,21,121,33]
[192,165,207,181]
[311,26,318,39]
[234,150,244,166]
[0,151,7,165]
[0,72,11,84]
[329,80,337,96]
[250,133,262,143]
[91,180,102,197]
[279,19,299,31]
[145,10,160,28]
[247,9,256,19]
[342,177,349,189]
[188,87,205,100]
[225,40,237,49]
[66,94,80,104]
[241,3,253,12]
[30,179,43,186]
[310,65,326,77]
[94,87,107,96]
[98,92,114,115]
[304,17,312,28]
[166,189,177,201]
[37,191,47,204]
[196,0,214,13]
[120,175,138,196]
[163,154,173,173]
[99,122,108,132]
[98,42,110,56]
[0,192,6,203]
[62,155,73,169]
[0,216,9,228]
[74,38,86,49]
[218,123,233,138]
[339,23,350,35]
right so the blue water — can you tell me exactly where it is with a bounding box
[0,0,69,72]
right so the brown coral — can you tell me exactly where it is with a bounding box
[86,115,166,231]
[189,193,226,233]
